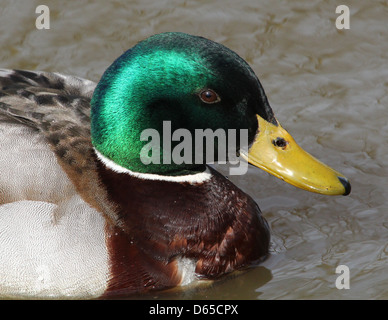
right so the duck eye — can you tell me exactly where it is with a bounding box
[199,89,221,104]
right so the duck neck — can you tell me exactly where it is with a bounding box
[94,153,270,295]
[93,148,211,184]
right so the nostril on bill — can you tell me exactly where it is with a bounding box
[272,137,288,149]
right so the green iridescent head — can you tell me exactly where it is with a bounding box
[91,32,275,176]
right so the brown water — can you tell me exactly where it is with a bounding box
[1,0,387,299]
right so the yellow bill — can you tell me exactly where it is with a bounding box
[240,115,351,196]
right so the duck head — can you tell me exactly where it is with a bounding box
[91,32,350,195]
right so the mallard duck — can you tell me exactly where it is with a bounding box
[0,32,350,299]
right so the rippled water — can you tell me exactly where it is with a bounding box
[1,0,387,299]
